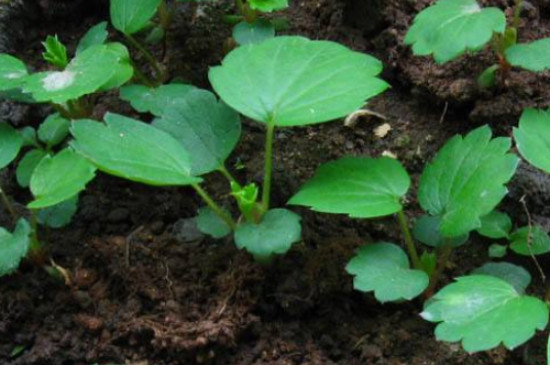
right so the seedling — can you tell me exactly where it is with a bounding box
[0,30,132,118]
[230,0,289,46]
[71,36,389,261]
[405,0,550,87]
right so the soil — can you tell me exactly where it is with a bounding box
[1,0,550,364]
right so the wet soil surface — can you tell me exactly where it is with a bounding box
[1,0,550,364]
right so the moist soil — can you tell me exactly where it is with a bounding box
[1,0,550,364]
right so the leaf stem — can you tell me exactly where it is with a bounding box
[262,120,276,212]
[424,243,453,298]
[0,184,16,222]
[513,0,523,30]
[28,209,47,266]
[192,184,236,230]
[396,210,421,269]
[218,165,242,189]
[125,34,164,84]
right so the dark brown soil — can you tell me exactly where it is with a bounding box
[1,0,550,364]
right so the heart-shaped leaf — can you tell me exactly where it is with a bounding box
[209,36,389,127]
[476,210,512,239]
[405,0,506,64]
[120,83,195,116]
[37,195,79,228]
[234,208,301,261]
[413,215,468,248]
[0,123,23,169]
[232,20,275,46]
[0,219,31,277]
[16,149,48,188]
[248,0,288,12]
[38,113,70,147]
[70,113,201,186]
[418,126,518,238]
[421,275,548,352]
[110,0,162,35]
[289,157,410,218]
[514,108,550,174]
[472,262,531,294]
[76,21,109,55]
[510,226,550,256]
[28,148,96,209]
[153,89,241,175]
[23,43,128,103]
[346,242,429,302]
[506,38,550,72]
[196,206,231,239]
[0,54,28,92]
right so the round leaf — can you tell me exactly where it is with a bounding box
[0,219,31,277]
[404,0,506,64]
[514,108,550,174]
[0,54,28,91]
[506,38,550,72]
[476,210,512,239]
[76,21,109,55]
[70,113,202,186]
[196,206,231,239]
[0,123,23,169]
[418,126,518,238]
[472,262,531,294]
[209,36,389,127]
[232,20,275,46]
[421,275,548,352]
[234,208,301,261]
[110,0,162,35]
[28,148,96,209]
[346,242,429,302]
[510,226,550,256]
[38,113,70,147]
[120,83,195,117]
[153,89,241,176]
[289,157,410,218]
[413,215,469,248]
[16,149,48,188]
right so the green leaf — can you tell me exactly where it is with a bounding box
[232,20,275,46]
[514,108,550,174]
[418,126,518,238]
[248,0,288,12]
[145,25,165,45]
[38,113,70,147]
[476,210,512,239]
[0,123,23,169]
[152,89,241,175]
[506,38,550,72]
[209,36,389,127]
[413,215,468,248]
[488,244,507,258]
[41,35,68,69]
[97,43,133,92]
[19,126,38,148]
[472,262,531,294]
[16,149,48,188]
[346,243,429,302]
[0,54,28,91]
[0,219,31,277]
[196,206,231,239]
[37,195,78,228]
[120,83,195,117]
[510,226,550,256]
[234,208,301,261]
[421,275,548,352]
[419,251,437,276]
[289,157,410,218]
[76,21,109,55]
[477,64,498,89]
[28,149,96,209]
[70,113,201,186]
[404,0,506,64]
[23,43,125,103]
[110,0,162,35]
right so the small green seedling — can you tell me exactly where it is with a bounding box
[289,125,549,353]
[0,30,132,118]
[230,0,289,46]
[71,36,388,261]
[405,0,550,87]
